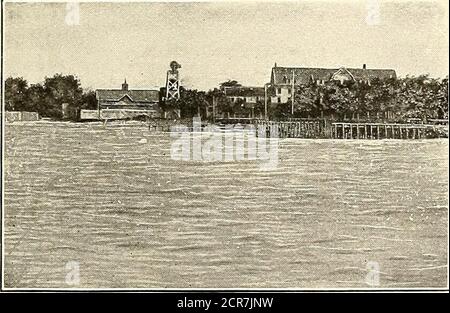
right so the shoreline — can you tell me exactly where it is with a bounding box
[4,119,448,140]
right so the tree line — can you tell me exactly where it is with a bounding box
[4,74,448,122]
[287,75,448,121]
[162,76,448,122]
[4,74,97,119]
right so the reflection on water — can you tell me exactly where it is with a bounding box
[3,121,448,288]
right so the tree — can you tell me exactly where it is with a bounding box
[436,77,449,119]
[161,87,209,119]
[363,77,398,120]
[41,74,83,118]
[231,98,248,117]
[293,84,319,117]
[4,77,29,111]
[5,74,97,120]
[160,97,181,118]
[253,100,265,118]
[206,88,233,118]
[80,89,97,110]
[179,88,208,118]
[321,81,357,119]
[219,80,242,90]
[392,75,444,121]
[27,84,45,114]
[269,101,291,120]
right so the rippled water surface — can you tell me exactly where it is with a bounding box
[3,121,448,288]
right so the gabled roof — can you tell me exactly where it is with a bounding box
[224,86,265,97]
[96,89,159,102]
[118,94,134,102]
[331,67,356,81]
[271,66,397,85]
[347,68,397,81]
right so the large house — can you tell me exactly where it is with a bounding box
[96,79,161,118]
[270,63,397,103]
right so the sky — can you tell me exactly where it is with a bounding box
[3,0,449,91]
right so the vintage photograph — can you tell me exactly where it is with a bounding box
[1,0,448,290]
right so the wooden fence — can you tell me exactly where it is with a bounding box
[3,111,39,122]
[253,119,327,138]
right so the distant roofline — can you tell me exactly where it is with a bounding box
[223,86,265,90]
[273,66,396,71]
[96,88,160,102]
[95,88,160,91]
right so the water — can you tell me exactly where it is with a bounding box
[3,121,448,288]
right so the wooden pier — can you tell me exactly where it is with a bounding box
[251,120,447,139]
[331,122,443,139]
[159,117,447,139]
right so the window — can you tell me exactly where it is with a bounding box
[288,88,292,94]
[277,88,282,94]
[277,97,281,103]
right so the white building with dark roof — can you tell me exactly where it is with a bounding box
[223,86,265,104]
[96,79,161,118]
[270,63,397,103]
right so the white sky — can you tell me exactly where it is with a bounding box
[3,0,449,90]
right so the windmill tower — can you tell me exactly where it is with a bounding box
[165,61,181,101]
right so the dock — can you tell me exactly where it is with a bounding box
[250,119,447,139]
[143,117,448,139]
[331,122,447,139]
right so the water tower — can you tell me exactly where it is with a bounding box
[165,61,181,101]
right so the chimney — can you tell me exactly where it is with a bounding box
[122,78,128,91]
[363,64,367,70]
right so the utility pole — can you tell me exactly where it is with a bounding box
[291,71,295,115]
[212,95,216,123]
[264,83,269,120]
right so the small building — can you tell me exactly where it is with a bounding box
[223,86,265,104]
[222,86,265,119]
[270,63,397,104]
[96,79,161,119]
